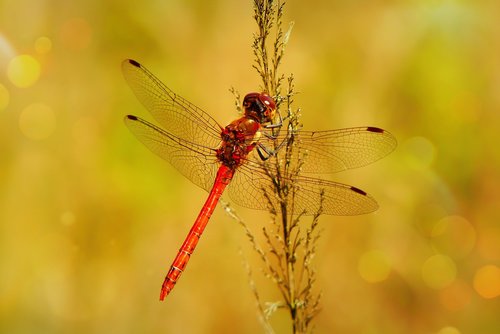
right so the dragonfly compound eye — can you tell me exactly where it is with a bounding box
[242,92,276,123]
[242,92,260,108]
[258,93,276,111]
[258,93,276,122]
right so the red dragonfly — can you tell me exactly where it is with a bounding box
[122,59,396,300]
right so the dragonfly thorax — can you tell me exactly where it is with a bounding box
[216,117,261,168]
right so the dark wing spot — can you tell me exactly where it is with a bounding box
[350,186,367,196]
[366,126,384,133]
[126,115,138,120]
[128,59,140,67]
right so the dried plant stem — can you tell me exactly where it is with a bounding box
[226,1,323,333]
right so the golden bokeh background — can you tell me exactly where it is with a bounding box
[1,0,499,333]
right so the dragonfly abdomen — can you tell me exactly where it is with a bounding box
[159,165,234,300]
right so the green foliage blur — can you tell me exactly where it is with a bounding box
[1,0,499,333]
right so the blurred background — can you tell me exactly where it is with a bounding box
[1,0,499,333]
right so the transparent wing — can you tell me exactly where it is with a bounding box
[259,126,397,174]
[124,115,219,192]
[228,159,378,216]
[122,59,222,149]
[292,175,378,215]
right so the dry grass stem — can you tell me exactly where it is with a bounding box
[225,1,324,333]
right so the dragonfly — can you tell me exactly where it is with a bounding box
[122,59,397,300]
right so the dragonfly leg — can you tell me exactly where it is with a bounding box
[257,145,271,161]
[263,107,284,129]
[256,133,290,161]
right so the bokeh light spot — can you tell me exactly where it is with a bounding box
[7,55,41,88]
[439,279,472,311]
[437,326,461,334]
[35,36,53,54]
[477,226,500,261]
[422,254,456,289]
[0,33,16,59]
[19,103,56,140]
[473,265,500,299]
[60,18,92,51]
[0,83,9,110]
[431,215,476,259]
[358,250,391,283]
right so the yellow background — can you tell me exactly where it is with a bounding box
[1,0,499,333]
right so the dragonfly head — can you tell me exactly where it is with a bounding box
[243,92,276,124]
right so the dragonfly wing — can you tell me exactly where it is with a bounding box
[227,161,273,211]
[122,59,222,149]
[268,127,397,174]
[125,115,219,192]
[292,176,379,215]
[229,158,378,216]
